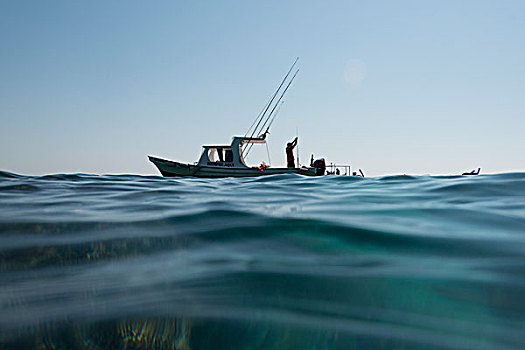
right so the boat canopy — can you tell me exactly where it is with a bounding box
[197,136,266,168]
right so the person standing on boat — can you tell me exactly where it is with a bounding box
[286,137,298,168]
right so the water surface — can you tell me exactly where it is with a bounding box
[1,171,525,349]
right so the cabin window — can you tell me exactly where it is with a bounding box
[208,148,217,162]
[207,148,232,162]
[216,148,224,162]
[224,149,233,162]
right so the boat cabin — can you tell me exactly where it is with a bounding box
[197,136,266,168]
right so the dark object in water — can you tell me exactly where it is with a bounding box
[462,168,481,175]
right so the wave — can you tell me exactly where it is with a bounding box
[2,208,523,273]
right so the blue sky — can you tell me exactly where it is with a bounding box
[1,0,524,176]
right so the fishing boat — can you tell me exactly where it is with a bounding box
[148,58,352,178]
[148,135,319,178]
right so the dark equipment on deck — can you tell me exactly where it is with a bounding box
[312,158,326,176]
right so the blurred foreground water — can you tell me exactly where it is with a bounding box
[1,171,525,349]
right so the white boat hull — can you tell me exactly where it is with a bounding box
[148,156,318,178]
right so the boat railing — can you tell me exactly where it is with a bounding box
[326,163,352,176]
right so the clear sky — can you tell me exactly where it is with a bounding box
[1,0,524,176]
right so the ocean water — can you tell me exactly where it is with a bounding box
[1,170,525,349]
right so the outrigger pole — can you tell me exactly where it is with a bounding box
[259,69,299,136]
[242,58,299,159]
[243,68,300,159]
[245,57,298,139]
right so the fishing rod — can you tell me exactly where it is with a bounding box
[244,68,300,159]
[296,126,299,167]
[244,57,299,140]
